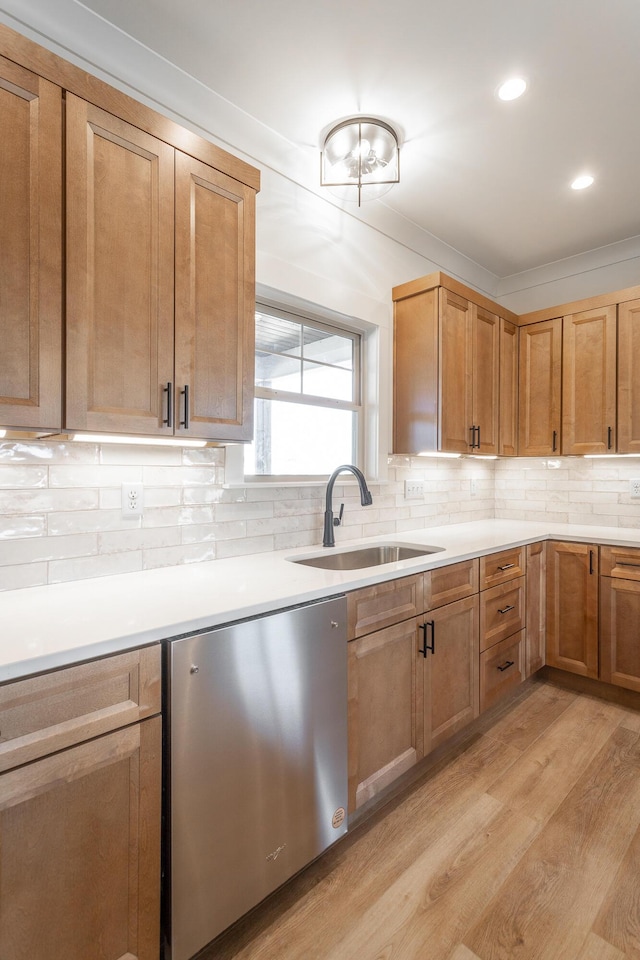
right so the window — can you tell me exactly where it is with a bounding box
[244,303,362,477]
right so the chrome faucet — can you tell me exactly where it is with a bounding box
[323,464,373,547]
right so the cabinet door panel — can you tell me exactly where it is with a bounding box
[423,594,479,754]
[347,574,424,639]
[562,306,617,455]
[480,630,524,713]
[618,299,640,454]
[424,558,478,609]
[0,56,62,429]
[66,95,175,435]
[472,305,499,454]
[175,152,255,440]
[600,576,640,693]
[518,319,562,456]
[480,577,526,653]
[348,619,420,811]
[499,319,519,456]
[546,541,598,678]
[439,288,473,453]
[0,716,161,960]
[393,288,439,454]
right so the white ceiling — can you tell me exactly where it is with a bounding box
[17,0,640,279]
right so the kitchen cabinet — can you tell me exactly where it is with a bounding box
[617,299,640,454]
[518,318,562,456]
[546,540,599,678]
[0,645,162,960]
[524,541,546,677]
[499,318,519,456]
[392,274,517,455]
[479,547,526,711]
[66,95,256,441]
[562,305,617,455]
[0,55,62,430]
[600,545,640,693]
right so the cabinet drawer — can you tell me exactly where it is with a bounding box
[600,545,640,580]
[347,574,424,639]
[0,645,161,773]
[480,577,526,652]
[480,630,524,713]
[480,546,525,589]
[423,558,479,609]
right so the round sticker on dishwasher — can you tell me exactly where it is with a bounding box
[332,807,346,829]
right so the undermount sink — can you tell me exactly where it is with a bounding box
[289,542,444,571]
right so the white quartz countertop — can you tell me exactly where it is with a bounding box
[2,518,640,682]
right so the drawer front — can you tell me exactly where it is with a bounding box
[347,574,424,639]
[480,546,525,589]
[600,545,640,581]
[480,630,524,713]
[423,558,479,610]
[0,644,161,773]
[480,577,526,652]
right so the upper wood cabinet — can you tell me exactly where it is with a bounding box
[499,319,519,456]
[0,55,62,430]
[562,305,617,455]
[617,299,640,454]
[518,318,562,456]
[392,275,515,455]
[66,96,256,441]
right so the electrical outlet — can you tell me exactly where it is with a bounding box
[630,478,640,499]
[121,482,144,517]
[470,478,478,498]
[404,479,425,500]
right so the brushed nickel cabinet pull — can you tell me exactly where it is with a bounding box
[497,563,515,571]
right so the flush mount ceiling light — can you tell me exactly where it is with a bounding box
[571,174,595,190]
[497,77,527,101]
[321,117,400,205]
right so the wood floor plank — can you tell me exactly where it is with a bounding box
[448,947,483,960]
[481,681,576,753]
[488,696,626,823]
[618,707,640,734]
[593,820,640,957]
[464,726,640,960]
[574,933,626,960]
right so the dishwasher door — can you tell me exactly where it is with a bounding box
[166,595,348,960]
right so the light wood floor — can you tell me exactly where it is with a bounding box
[203,677,640,960]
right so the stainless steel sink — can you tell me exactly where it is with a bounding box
[289,542,444,570]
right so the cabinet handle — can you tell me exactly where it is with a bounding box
[419,621,435,658]
[497,563,515,571]
[469,425,477,449]
[180,384,190,430]
[589,549,595,575]
[498,604,515,615]
[477,424,481,449]
[608,426,613,450]
[552,429,557,452]
[497,660,515,672]
[163,381,173,428]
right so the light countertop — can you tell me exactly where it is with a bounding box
[2,518,640,683]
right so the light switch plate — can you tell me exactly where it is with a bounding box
[404,479,425,500]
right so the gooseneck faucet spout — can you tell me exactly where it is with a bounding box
[323,464,373,547]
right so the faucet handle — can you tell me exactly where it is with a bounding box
[333,503,345,527]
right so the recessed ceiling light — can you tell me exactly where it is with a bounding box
[497,77,527,101]
[571,174,595,190]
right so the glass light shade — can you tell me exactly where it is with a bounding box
[321,118,399,204]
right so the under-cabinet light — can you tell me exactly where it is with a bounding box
[71,433,207,448]
[468,455,499,460]
[417,451,462,459]
[584,453,640,458]
[0,430,6,438]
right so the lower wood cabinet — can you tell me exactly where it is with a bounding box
[600,545,640,693]
[480,630,525,713]
[546,540,599,678]
[0,647,162,960]
[421,593,479,754]
[525,541,546,677]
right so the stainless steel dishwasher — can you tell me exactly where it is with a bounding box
[165,595,348,960]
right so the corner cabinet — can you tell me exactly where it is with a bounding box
[600,545,640,693]
[0,55,62,430]
[546,540,599,678]
[66,96,256,441]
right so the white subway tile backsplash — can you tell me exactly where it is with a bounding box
[0,515,46,539]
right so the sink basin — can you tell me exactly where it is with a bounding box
[289,542,444,571]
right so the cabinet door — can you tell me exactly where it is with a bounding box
[175,152,256,440]
[0,56,62,430]
[546,541,598,678]
[600,576,640,693]
[562,305,617,455]
[617,299,640,454]
[518,319,562,456]
[0,716,161,960]
[439,288,473,453]
[393,288,439,454]
[422,594,479,755]
[66,95,175,435]
[472,305,500,454]
[525,541,546,677]
[499,319,519,456]
[348,618,420,811]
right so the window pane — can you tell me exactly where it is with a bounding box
[302,327,353,371]
[256,313,301,356]
[303,361,353,401]
[245,399,355,475]
[256,351,301,392]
